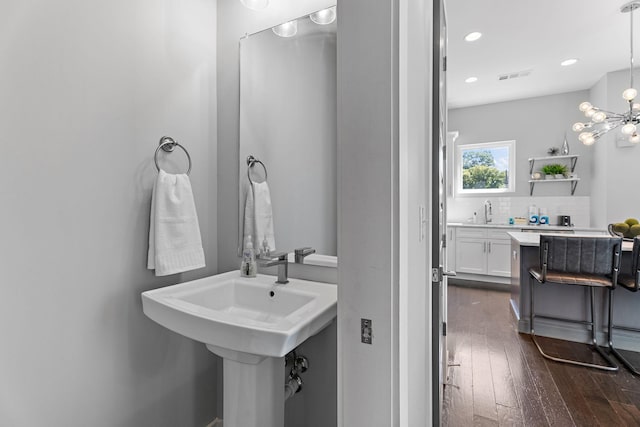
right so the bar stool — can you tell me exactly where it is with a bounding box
[610,237,640,375]
[529,235,622,371]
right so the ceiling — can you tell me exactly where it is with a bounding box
[446,0,638,109]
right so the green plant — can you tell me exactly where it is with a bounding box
[541,163,568,176]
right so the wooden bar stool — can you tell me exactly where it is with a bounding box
[529,235,622,371]
[610,237,640,375]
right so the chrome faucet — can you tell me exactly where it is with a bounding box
[484,200,492,224]
[258,251,289,284]
[294,247,316,264]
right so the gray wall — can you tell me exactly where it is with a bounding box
[216,1,337,426]
[0,1,219,425]
[448,90,592,198]
[337,0,400,424]
[589,69,640,228]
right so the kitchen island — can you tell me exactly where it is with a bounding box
[508,231,640,352]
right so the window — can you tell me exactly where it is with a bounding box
[456,140,515,194]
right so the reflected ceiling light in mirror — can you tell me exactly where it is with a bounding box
[464,32,482,42]
[465,77,478,83]
[560,58,578,66]
[573,1,640,145]
[272,20,298,37]
[310,6,337,25]
[240,0,269,10]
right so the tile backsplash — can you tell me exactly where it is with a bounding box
[447,196,591,228]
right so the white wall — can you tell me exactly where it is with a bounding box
[448,91,593,224]
[399,0,433,424]
[216,2,337,426]
[589,74,609,227]
[0,1,218,426]
[589,69,640,228]
[338,0,435,424]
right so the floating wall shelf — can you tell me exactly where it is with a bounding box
[528,155,579,196]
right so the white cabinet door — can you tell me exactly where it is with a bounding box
[487,239,511,277]
[455,238,486,274]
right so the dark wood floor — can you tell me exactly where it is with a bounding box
[442,285,640,427]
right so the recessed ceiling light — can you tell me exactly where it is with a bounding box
[464,32,482,42]
[465,77,478,83]
[560,58,579,67]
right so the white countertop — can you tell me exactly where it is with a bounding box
[447,222,604,233]
[507,231,633,251]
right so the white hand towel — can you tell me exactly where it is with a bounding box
[148,170,205,276]
[243,181,276,252]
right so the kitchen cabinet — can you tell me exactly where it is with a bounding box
[455,227,511,278]
[486,230,511,276]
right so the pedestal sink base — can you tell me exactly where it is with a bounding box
[222,355,285,427]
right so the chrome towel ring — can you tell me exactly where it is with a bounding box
[154,136,192,175]
[246,155,267,184]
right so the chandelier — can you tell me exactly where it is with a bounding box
[573,1,640,145]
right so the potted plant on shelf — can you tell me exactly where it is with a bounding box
[541,163,568,179]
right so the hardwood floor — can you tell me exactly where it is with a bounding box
[442,285,640,427]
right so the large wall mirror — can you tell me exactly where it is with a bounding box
[238,7,337,263]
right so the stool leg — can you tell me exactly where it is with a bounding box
[529,279,618,371]
[608,288,640,375]
[590,288,618,370]
[530,276,535,335]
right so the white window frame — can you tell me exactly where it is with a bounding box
[455,140,516,195]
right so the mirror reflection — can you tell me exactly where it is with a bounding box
[238,8,337,260]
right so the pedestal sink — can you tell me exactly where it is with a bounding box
[141,270,337,427]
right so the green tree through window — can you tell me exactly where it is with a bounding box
[458,144,513,192]
[462,150,495,169]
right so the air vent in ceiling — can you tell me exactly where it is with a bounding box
[498,69,533,81]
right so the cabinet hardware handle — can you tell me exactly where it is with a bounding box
[488,242,491,253]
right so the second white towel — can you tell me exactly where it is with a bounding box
[243,181,276,252]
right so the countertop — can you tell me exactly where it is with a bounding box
[447,222,604,232]
[507,231,633,251]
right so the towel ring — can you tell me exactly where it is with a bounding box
[246,155,267,184]
[154,136,192,175]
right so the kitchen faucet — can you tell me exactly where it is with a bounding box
[484,200,492,224]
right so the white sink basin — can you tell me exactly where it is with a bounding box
[141,270,337,361]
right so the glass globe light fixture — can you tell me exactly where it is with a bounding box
[622,123,637,135]
[310,6,336,25]
[272,20,298,37]
[592,111,607,123]
[572,1,640,146]
[623,88,638,100]
[579,101,593,112]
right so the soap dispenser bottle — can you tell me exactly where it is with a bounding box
[241,238,257,277]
